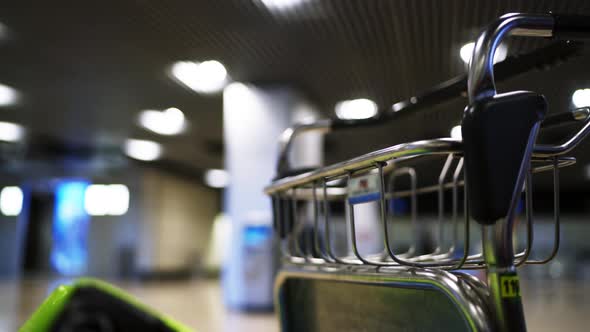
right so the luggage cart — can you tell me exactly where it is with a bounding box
[266,13,590,332]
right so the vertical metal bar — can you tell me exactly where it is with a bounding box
[311,180,333,263]
[377,163,389,260]
[516,170,534,266]
[273,194,289,258]
[346,171,380,266]
[323,177,352,264]
[290,188,306,259]
[321,178,339,263]
[526,157,560,264]
[311,181,322,259]
[437,154,454,253]
[451,170,471,270]
[387,167,418,259]
[380,164,418,266]
[408,168,418,258]
[451,158,464,252]
[272,195,281,237]
[381,163,459,268]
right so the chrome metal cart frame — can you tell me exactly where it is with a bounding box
[266,13,590,332]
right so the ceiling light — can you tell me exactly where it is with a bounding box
[335,98,378,120]
[450,125,462,140]
[107,184,130,215]
[0,83,19,106]
[0,186,23,216]
[0,122,24,142]
[84,184,129,216]
[84,185,108,216]
[171,60,228,94]
[260,0,307,10]
[204,169,230,188]
[138,107,186,135]
[124,139,162,161]
[460,42,507,65]
[572,89,590,108]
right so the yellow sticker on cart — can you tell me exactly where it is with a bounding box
[500,275,521,298]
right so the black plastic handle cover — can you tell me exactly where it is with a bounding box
[552,14,590,40]
[462,91,547,225]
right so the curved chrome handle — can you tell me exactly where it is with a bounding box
[534,108,590,157]
[276,116,384,176]
[468,13,554,103]
[276,119,332,176]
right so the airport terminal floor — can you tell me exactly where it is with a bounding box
[5,277,588,332]
[10,278,278,332]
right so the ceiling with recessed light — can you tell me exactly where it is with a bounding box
[1,0,590,189]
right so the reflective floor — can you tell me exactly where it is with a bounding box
[4,277,589,331]
[521,278,590,332]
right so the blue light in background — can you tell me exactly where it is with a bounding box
[243,225,272,247]
[50,180,90,276]
[388,198,409,215]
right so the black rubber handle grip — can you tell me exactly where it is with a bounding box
[552,14,590,40]
[462,91,547,225]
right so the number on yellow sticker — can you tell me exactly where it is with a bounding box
[500,275,520,298]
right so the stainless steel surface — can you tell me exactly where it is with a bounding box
[273,156,575,201]
[269,126,582,273]
[275,267,492,332]
[276,155,477,270]
[267,138,463,194]
[525,159,561,265]
[533,113,590,157]
[467,13,554,103]
[270,128,578,270]
[267,136,587,196]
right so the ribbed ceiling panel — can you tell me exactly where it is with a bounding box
[0,0,589,172]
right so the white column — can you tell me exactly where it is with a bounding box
[222,83,321,309]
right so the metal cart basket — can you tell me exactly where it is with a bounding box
[266,13,590,332]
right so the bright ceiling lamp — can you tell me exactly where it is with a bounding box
[0,186,23,216]
[460,42,507,65]
[260,0,307,10]
[138,107,186,136]
[572,89,590,108]
[124,139,162,161]
[84,185,108,216]
[335,98,378,120]
[0,83,19,106]
[84,184,130,216]
[107,184,130,215]
[0,122,25,142]
[450,125,462,140]
[204,169,230,188]
[171,60,228,94]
